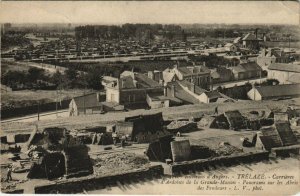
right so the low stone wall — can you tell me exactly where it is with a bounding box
[34,165,163,193]
[168,151,269,175]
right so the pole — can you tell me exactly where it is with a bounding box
[83,85,86,115]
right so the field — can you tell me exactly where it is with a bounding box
[1,89,95,109]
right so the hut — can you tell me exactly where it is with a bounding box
[211,110,248,130]
[124,112,169,143]
[255,122,298,151]
[170,140,191,162]
[145,135,173,162]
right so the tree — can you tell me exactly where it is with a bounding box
[28,67,45,82]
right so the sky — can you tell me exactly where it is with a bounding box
[0,1,299,25]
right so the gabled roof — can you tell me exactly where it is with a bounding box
[255,84,300,98]
[268,63,300,73]
[119,76,136,89]
[73,93,104,109]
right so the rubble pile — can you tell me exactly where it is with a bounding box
[212,143,243,156]
[167,120,198,133]
[93,152,150,175]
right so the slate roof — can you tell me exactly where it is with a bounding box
[177,66,210,76]
[178,80,207,95]
[135,73,161,88]
[268,63,300,73]
[73,93,105,109]
[167,81,200,104]
[232,62,262,73]
[255,84,300,98]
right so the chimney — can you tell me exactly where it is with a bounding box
[190,82,195,93]
[97,93,100,102]
[171,84,175,97]
[147,71,154,80]
[203,62,206,67]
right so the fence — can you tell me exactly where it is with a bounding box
[1,99,70,119]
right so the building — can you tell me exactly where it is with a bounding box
[267,63,300,84]
[224,43,237,52]
[211,67,234,84]
[257,49,291,70]
[69,93,105,116]
[247,84,300,101]
[163,64,211,90]
[241,33,263,50]
[165,80,231,104]
[105,71,164,109]
[230,62,263,80]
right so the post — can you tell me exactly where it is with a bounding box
[37,101,40,121]
[56,90,58,118]
[83,85,86,115]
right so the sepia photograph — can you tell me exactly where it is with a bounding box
[0,1,300,194]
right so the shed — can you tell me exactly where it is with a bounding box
[211,110,248,130]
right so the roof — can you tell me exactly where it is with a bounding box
[73,93,104,109]
[224,43,234,47]
[242,33,262,41]
[205,90,222,99]
[275,122,297,146]
[232,62,262,73]
[167,81,200,104]
[233,37,241,43]
[177,66,210,76]
[223,110,248,130]
[135,73,161,88]
[288,74,300,83]
[178,80,207,95]
[119,76,136,89]
[268,63,300,73]
[163,71,176,83]
[255,84,300,98]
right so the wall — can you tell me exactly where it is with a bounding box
[34,165,163,194]
[106,87,120,103]
[268,70,297,84]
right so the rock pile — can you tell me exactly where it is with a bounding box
[93,152,150,175]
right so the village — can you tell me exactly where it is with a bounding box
[1,21,300,194]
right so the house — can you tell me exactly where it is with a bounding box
[247,84,300,101]
[241,32,263,50]
[165,80,231,104]
[256,48,277,69]
[224,43,237,52]
[211,67,234,84]
[69,93,105,116]
[163,64,211,90]
[267,63,300,84]
[230,62,263,80]
[105,71,164,109]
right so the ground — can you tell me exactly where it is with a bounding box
[1,99,295,135]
